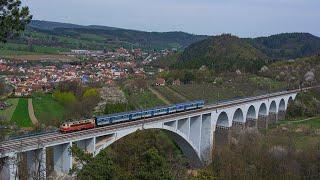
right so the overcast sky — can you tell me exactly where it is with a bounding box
[22,0,320,37]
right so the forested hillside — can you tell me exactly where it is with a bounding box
[176,34,268,72]
[0,20,207,53]
[29,20,88,30]
[174,33,320,72]
[249,33,320,60]
[260,55,320,88]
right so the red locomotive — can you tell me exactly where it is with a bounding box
[60,119,95,133]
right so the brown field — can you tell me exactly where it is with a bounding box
[7,54,79,62]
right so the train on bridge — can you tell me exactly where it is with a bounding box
[60,100,205,133]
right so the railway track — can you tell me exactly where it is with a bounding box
[0,87,317,156]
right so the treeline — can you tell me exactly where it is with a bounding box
[287,88,320,119]
[149,53,180,69]
[250,33,320,60]
[158,69,215,84]
[52,81,100,121]
[104,103,135,115]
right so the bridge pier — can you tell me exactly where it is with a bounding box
[0,154,18,180]
[177,118,190,137]
[245,118,257,128]
[215,126,231,148]
[26,148,46,180]
[231,122,245,142]
[190,115,202,152]
[232,121,245,130]
[268,113,278,124]
[278,111,286,120]
[257,115,268,129]
[53,142,72,175]
[199,114,214,164]
[76,137,96,154]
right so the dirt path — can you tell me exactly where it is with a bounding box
[290,117,317,123]
[148,86,171,105]
[28,98,39,125]
[281,117,319,124]
[165,86,189,101]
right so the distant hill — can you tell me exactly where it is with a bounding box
[4,20,320,61]
[176,34,268,72]
[29,20,120,31]
[249,33,320,60]
[29,20,86,30]
[19,20,207,51]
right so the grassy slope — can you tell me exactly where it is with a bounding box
[164,75,286,103]
[32,93,66,126]
[11,98,33,127]
[124,89,165,109]
[0,98,19,121]
[153,86,185,103]
[269,117,320,150]
[0,42,70,56]
[278,117,320,128]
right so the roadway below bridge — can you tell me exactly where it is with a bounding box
[0,87,316,158]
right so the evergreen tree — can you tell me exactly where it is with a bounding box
[0,0,32,42]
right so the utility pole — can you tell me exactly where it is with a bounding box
[217,91,220,106]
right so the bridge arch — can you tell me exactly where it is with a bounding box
[258,103,267,116]
[246,105,256,120]
[94,126,203,167]
[216,112,229,127]
[279,99,286,111]
[269,101,277,114]
[288,96,294,107]
[233,108,244,123]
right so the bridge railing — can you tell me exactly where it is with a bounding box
[206,85,320,106]
[5,130,58,141]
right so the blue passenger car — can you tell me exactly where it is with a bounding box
[95,100,205,127]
